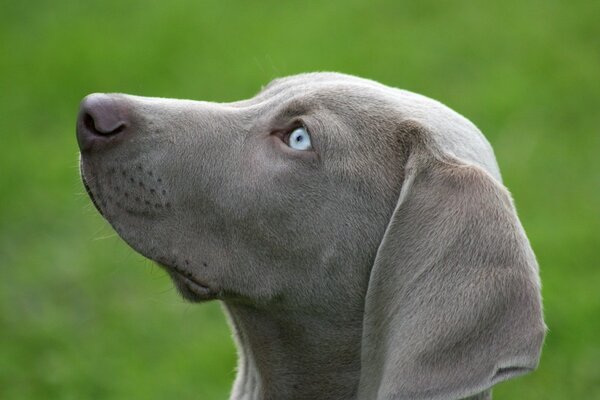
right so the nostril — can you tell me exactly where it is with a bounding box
[83,111,127,136]
[83,113,97,134]
[111,123,126,135]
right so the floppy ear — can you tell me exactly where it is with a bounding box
[358,122,546,400]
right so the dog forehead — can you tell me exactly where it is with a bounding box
[262,72,367,91]
[250,74,402,135]
[257,72,390,104]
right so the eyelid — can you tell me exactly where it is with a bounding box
[271,120,306,143]
[270,119,319,158]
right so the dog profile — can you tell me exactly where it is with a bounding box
[77,72,545,400]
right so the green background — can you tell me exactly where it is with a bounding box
[1,0,598,398]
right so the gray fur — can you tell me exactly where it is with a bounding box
[78,72,545,400]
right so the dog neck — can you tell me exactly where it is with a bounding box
[224,302,363,400]
[223,302,493,400]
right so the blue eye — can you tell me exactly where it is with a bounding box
[287,127,312,151]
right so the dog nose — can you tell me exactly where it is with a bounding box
[76,93,130,152]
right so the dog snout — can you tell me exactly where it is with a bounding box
[77,93,131,152]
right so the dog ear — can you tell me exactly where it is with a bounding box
[358,122,545,399]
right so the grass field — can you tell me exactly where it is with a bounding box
[1,0,599,398]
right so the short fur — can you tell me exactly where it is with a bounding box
[77,72,545,400]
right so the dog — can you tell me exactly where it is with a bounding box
[77,72,545,400]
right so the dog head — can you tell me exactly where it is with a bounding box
[78,72,544,398]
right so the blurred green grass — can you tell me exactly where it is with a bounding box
[1,0,598,398]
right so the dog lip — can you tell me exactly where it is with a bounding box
[160,263,215,296]
[81,169,105,218]
[173,268,211,291]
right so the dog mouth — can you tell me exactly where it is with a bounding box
[161,263,217,302]
[150,249,217,302]
[80,159,217,303]
[81,169,105,218]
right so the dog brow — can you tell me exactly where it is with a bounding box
[275,100,313,122]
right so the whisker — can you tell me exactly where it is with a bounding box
[93,233,117,241]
